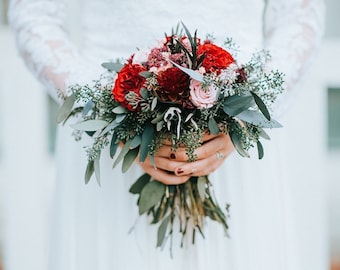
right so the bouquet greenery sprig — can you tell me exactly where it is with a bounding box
[57,23,284,252]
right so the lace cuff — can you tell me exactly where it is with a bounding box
[8,0,99,103]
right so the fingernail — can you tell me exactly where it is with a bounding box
[170,153,176,160]
[176,168,184,175]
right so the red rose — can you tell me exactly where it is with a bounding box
[197,43,235,73]
[156,67,192,107]
[112,64,146,111]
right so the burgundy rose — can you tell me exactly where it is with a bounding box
[236,67,247,83]
[155,67,192,107]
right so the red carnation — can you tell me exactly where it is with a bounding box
[155,67,192,107]
[112,64,146,111]
[197,43,235,73]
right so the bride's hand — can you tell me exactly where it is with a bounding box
[138,133,234,185]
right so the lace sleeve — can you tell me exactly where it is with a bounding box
[263,0,325,116]
[7,0,99,103]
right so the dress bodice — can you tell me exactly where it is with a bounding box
[78,0,264,63]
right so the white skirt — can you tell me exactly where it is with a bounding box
[47,104,328,270]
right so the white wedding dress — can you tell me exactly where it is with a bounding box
[8,0,327,269]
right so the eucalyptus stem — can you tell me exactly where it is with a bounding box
[186,181,200,228]
[169,188,176,258]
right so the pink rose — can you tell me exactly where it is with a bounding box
[189,79,219,109]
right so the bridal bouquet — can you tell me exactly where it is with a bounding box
[57,24,283,251]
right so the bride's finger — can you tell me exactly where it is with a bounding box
[153,133,233,163]
[140,154,186,174]
[138,158,190,185]
[173,150,227,177]
[155,133,233,161]
[153,144,196,162]
[172,135,235,176]
[141,167,191,185]
[153,145,177,159]
[186,133,233,161]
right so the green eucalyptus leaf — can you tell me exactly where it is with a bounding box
[85,131,96,137]
[151,97,158,111]
[139,123,155,162]
[94,154,101,186]
[122,147,139,173]
[156,121,164,132]
[115,114,126,123]
[101,62,123,72]
[99,120,120,137]
[149,154,156,169]
[140,71,153,78]
[113,140,132,169]
[129,173,151,194]
[180,22,198,66]
[61,107,83,125]
[208,117,219,135]
[112,106,128,114]
[181,22,194,49]
[139,180,166,215]
[258,128,271,140]
[82,100,94,116]
[110,133,119,158]
[151,112,165,124]
[223,94,254,116]
[140,88,149,100]
[170,60,203,82]
[130,135,142,149]
[185,113,193,122]
[175,41,192,65]
[157,215,170,247]
[56,93,76,124]
[71,120,109,131]
[251,91,271,120]
[85,160,94,184]
[230,131,250,158]
[197,176,207,202]
[257,140,264,160]
[197,53,206,67]
[236,110,282,128]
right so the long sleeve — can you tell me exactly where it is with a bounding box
[7,0,99,103]
[263,0,325,116]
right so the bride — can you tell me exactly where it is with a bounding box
[8,0,326,269]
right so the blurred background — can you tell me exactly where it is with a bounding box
[0,0,339,270]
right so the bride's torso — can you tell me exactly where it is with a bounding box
[72,0,265,63]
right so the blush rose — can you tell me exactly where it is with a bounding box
[189,79,219,109]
